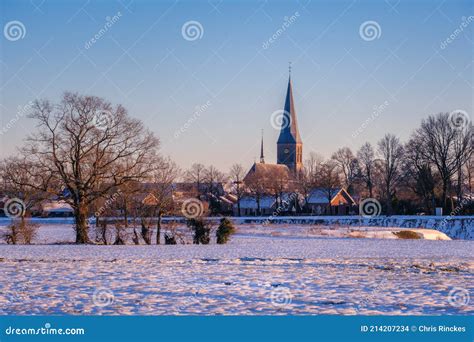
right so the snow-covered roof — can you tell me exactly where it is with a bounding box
[41,200,73,213]
[236,196,276,209]
[307,188,356,205]
[307,188,342,204]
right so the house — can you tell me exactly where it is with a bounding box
[234,195,277,216]
[232,192,301,216]
[306,188,356,215]
[40,200,74,217]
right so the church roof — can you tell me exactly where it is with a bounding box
[244,162,290,182]
[277,76,302,144]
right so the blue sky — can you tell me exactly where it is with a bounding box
[0,0,472,171]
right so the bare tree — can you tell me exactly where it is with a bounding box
[184,163,206,196]
[298,152,323,211]
[203,165,227,214]
[413,113,472,211]
[150,157,180,244]
[331,147,358,193]
[244,171,269,216]
[356,143,376,198]
[404,138,437,214]
[22,92,160,244]
[377,134,404,215]
[0,156,46,219]
[229,164,246,216]
[315,160,340,215]
[466,154,474,195]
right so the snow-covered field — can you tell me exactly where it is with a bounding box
[0,222,472,316]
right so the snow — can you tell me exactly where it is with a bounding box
[2,215,470,239]
[0,222,472,315]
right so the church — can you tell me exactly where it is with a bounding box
[244,70,303,183]
[237,69,356,216]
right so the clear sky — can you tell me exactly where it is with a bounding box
[0,0,472,172]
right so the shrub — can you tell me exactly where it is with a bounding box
[164,233,177,245]
[187,218,211,244]
[392,230,422,239]
[2,219,38,244]
[216,218,235,244]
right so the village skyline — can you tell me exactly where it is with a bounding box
[1,0,472,170]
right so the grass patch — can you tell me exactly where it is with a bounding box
[392,230,422,239]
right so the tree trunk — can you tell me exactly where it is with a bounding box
[441,180,448,212]
[156,213,162,245]
[237,199,241,217]
[123,198,129,228]
[141,218,151,245]
[74,204,91,244]
[256,195,261,216]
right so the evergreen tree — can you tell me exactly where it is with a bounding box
[216,218,235,244]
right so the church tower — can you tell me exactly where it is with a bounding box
[277,68,303,173]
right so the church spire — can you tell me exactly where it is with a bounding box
[277,66,302,144]
[260,129,265,164]
[276,65,303,173]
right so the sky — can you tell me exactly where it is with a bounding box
[0,0,473,172]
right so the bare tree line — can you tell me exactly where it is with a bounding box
[0,92,472,244]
